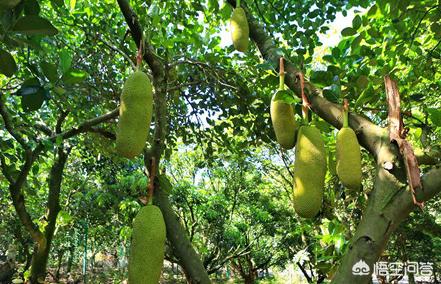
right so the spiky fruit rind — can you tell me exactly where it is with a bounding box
[336,127,362,190]
[270,93,297,149]
[293,126,326,218]
[230,8,249,52]
[128,205,166,284]
[116,71,153,159]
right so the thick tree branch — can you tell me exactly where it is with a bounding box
[47,108,118,142]
[8,144,44,242]
[226,0,384,158]
[116,0,164,78]
[45,146,70,241]
[206,245,252,274]
[88,127,116,140]
[152,177,211,284]
[34,123,54,136]
[55,110,70,134]
[386,166,441,220]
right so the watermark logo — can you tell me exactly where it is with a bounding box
[352,260,434,281]
[352,260,370,276]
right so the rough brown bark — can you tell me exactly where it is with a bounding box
[29,147,69,283]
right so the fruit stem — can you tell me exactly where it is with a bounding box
[146,157,156,205]
[297,72,309,123]
[237,0,240,8]
[343,99,349,128]
[279,57,285,90]
[136,39,144,70]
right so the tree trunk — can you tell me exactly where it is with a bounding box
[56,250,64,279]
[331,143,441,283]
[153,180,211,284]
[67,245,75,273]
[244,274,255,284]
[29,239,50,283]
[29,147,69,283]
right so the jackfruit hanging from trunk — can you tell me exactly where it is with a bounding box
[116,71,153,159]
[230,1,249,52]
[128,205,166,284]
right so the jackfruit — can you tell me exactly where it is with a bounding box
[116,71,153,159]
[293,126,326,218]
[128,205,166,284]
[230,7,249,52]
[336,127,361,190]
[270,92,297,149]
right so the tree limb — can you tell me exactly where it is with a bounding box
[116,0,164,79]
[47,108,119,142]
[45,146,70,241]
[8,144,44,242]
[152,178,211,284]
[88,127,116,140]
[226,0,385,158]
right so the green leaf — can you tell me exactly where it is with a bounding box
[62,68,88,84]
[322,84,341,103]
[16,78,46,112]
[32,164,39,175]
[355,85,374,107]
[356,75,369,89]
[352,15,362,30]
[53,86,66,95]
[40,61,58,82]
[20,88,46,112]
[0,49,17,77]
[272,89,300,104]
[59,50,72,74]
[351,35,363,52]
[310,70,334,87]
[431,22,441,37]
[57,210,73,225]
[12,15,58,36]
[427,108,441,126]
[341,27,356,37]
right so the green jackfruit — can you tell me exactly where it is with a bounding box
[270,93,297,149]
[230,7,249,52]
[293,126,326,218]
[128,205,166,284]
[116,71,153,159]
[336,127,361,190]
